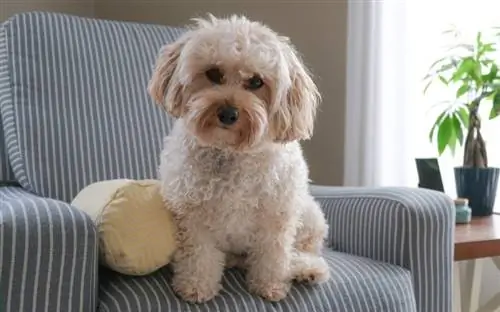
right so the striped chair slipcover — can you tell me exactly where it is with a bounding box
[0,12,454,312]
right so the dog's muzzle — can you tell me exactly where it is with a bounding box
[217,105,239,126]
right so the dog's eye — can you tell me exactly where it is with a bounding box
[246,75,264,90]
[206,68,224,84]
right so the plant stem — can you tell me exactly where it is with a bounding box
[463,106,488,168]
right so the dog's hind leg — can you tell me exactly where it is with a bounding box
[290,250,330,285]
[294,196,328,254]
[291,196,330,285]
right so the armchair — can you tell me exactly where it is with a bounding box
[0,12,454,312]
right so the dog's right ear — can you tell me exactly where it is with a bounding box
[148,40,185,117]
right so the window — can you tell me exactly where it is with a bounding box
[404,1,500,209]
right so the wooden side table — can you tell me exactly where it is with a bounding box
[455,215,500,312]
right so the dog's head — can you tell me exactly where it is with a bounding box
[148,14,320,151]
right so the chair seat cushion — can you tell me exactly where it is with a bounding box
[98,249,417,312]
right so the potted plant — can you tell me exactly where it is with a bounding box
[424,29,500,216]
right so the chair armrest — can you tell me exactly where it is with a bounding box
[0,186,98,312]
[311,185,455,312]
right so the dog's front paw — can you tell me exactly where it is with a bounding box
[292,254,330,285]
[248,281,291,302]
[172,276,221,303]
[294,263,330,285]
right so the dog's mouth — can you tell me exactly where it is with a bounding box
[185,96,269,150]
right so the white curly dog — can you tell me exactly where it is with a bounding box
[148,14,330,303]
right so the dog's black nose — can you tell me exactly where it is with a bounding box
[217,105,239,125]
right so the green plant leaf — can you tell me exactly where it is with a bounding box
[476,31,482,48]
[451,57,477,82]
[428,56,453,71]
[490,92,500,119]
[483,63,498,82]
[448,129,457,154]
[472,63,483,85]
[428,57,446,70]
[447,43,475,53]
[428,110,447,142]
[483,43,496,52]
[437,115,453,155]
[457,106,470,128]
[486,89,498,100]
[424,58,460,85]
[434,62,458,75]
[452,113,464,145]
[438,75,448,85]
[490,107,499,119]
[423,72,453,93]
[456,84,470,98]
[423,79,433,94]
[489,63,497,77]
[443,26,461,38]
[482,59,494,66]
[478,43,496,59]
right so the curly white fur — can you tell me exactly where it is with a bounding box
[149,14,330,303]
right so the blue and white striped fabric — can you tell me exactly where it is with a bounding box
[98,249,417,312]
[311,185,455,312]
[0,25,16,184]
[0,126,14,183]
[0,12,182,203]
[0,186,98,312]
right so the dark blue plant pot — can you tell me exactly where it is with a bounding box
[454,167,500,216]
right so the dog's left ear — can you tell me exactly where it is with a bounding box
[272,43,321,142]
[148,38,186,118]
